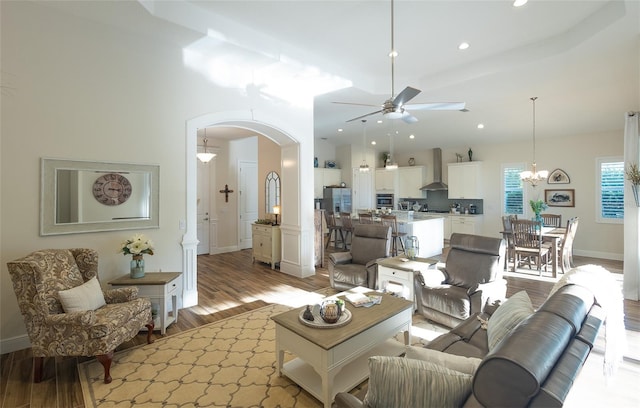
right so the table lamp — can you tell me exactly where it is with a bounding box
[273,205,280,226]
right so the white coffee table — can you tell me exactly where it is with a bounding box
[271,288,413,408]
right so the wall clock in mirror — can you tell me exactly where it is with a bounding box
[92,173,132,205]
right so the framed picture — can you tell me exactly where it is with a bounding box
[545,189,575,207]
[548,168,570,184]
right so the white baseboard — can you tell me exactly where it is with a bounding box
[1,334,31,355]
[573,249,623,261]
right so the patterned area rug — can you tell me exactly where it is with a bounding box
[78,295,449,407]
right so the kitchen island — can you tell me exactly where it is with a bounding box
[391,211,444,258]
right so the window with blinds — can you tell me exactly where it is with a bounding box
[597,157,624,223]
[502,164,525,215]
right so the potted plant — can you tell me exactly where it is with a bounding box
[529,199,548,224]
[626,163,640,206]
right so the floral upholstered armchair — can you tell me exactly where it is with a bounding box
[7,248,154,384]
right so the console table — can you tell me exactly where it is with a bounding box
[252,223,281,269]
[109,272,182,335]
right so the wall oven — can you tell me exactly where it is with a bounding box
[376,193,394,209]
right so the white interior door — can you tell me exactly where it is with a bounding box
[239,160,258,249]
[196,158,211,255]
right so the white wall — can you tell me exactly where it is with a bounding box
[1,1,314,352]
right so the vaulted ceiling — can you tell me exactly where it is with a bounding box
[196,0,639,154]
[43,0,640,155]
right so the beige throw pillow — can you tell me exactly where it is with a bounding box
[58,276,106,313]
[405,346,482,375]
[363,356,473,408]
[487,290,534,351]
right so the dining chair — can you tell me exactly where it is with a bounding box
[541,213,562,228]
[380,214,406,256]
[500,215,518,271]
[358,212,374,224]
[339,212,355,249]
[324,211,344,249]
[558,217,579,274]
[511,219,551,275]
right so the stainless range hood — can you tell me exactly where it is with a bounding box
[420,148,448,191]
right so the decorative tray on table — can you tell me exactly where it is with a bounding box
[298,306,352,329]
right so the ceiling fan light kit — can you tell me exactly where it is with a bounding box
[333,0,466,124]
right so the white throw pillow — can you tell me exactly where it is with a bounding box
[487,290,534,351]
[58,276,106,313]
[405,346,482,375]
[363,356,473,408]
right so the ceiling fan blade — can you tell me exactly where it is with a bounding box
[405,102,466,111]
[332,101,381,108]
[346,110,383,123]
[401,112,418,124]
[393,86,421,106]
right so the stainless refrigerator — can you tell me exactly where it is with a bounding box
[323,188,352,213]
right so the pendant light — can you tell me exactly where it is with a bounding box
[359,120,370,172]
[519,97,548,186]
[385,131,398,170]
[197,128,216,163]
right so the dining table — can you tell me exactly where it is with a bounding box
[501,225,567,278]
[541,226,567,278]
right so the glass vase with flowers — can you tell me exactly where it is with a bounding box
[120,234,154,278]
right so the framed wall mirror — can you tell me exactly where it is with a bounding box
[265,171,280,213]
[41,158,160,235]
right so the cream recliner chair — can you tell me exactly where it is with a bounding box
[7,248,154,384]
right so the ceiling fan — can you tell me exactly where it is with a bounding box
[333,0,466,124]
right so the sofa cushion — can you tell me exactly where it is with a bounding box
[405,346,482,375]
[364,356,472,408]
[58,277,106,313]
[487,290,533,351]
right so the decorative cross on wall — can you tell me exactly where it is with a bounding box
[219,184,234,202]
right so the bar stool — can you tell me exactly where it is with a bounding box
[339,212,355,249]
[380,215,406,256]
[324,211,344,249]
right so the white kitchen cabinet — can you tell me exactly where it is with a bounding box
[397,166,426,199]
[375,168,397,191]
[252,224,281,269]
[314,168,342,198]
[449,215,483,236]
[447,162,483,199]
[443,215,452,240]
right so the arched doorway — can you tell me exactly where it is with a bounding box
[182,111,315,308]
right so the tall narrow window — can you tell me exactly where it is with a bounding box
[502,163,525,215]
[597,157,624,223]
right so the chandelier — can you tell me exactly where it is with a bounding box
[359,120,370,172]
[520,97,548,186]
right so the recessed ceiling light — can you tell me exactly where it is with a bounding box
[388,50,398,58]
[513,0,528,7]
[377,120,383,124]
[338,128,343,132]
[371,141,376,145]
[477,124,485,129]
[409,134,415,139]
[458,42,470,50]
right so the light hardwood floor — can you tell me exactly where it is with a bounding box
[0,249,637,407]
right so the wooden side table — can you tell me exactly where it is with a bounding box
[109,272,182,335]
